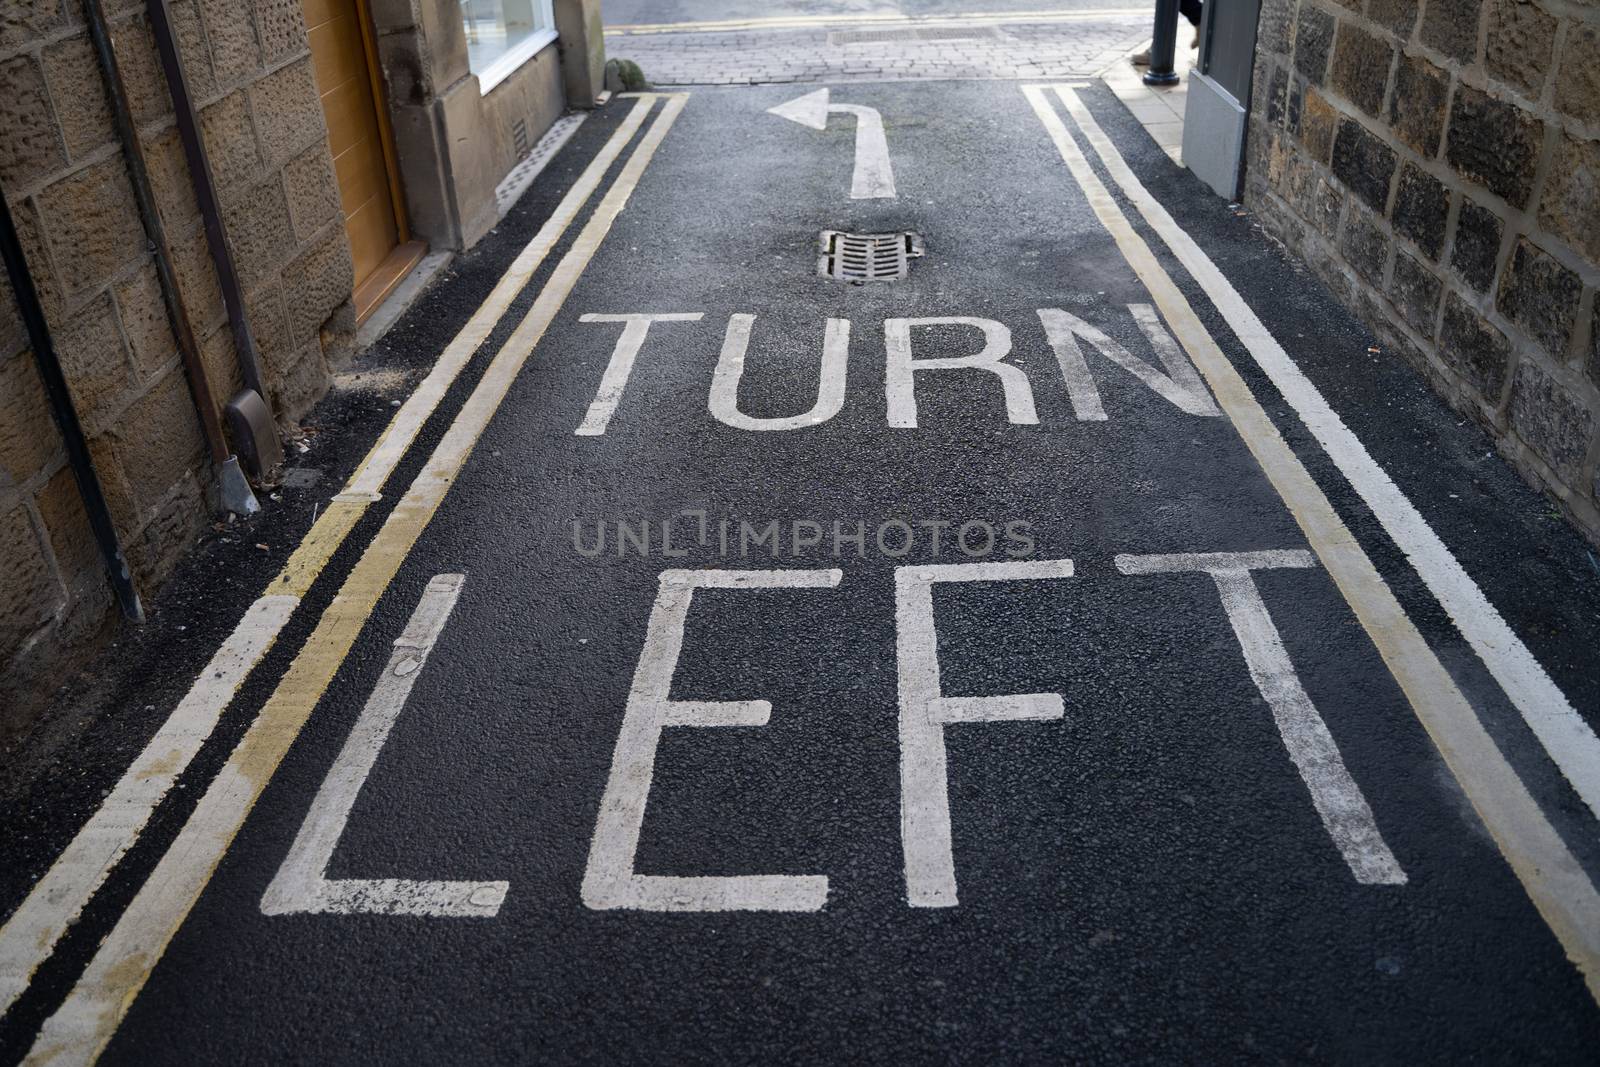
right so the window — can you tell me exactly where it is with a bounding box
[459,0,556,92]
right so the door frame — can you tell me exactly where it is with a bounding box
[349,0,425,322]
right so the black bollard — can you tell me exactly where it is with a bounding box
[1143,0,1181,85]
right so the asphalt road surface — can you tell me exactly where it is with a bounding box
[4,74,1600,1065]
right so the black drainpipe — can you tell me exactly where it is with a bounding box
[0,189,144,624]
[145,0,269,403]
[81,0,261,516]
[145,0,283,479]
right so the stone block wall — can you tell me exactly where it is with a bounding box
[0,0,353,728]
[1245,0,1600,545]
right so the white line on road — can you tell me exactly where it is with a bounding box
[1037,304,1220,419]
[833,103,896,200]
[25,94,690,1066]
[0,595,294,1014]
[1026,83,1600,1001]
[885,316,1036,427]
[583,568,840,912]
[1116,551,1406,885]
[351,102,653,487]
[768,89,897,200]
[575,313,705,434]
[260,574,509,918]
[896,559,1076,907]
[1056,88,1600,830]
[0,97,656,1028]
[711,314,851,430]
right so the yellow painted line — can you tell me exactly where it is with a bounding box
[607,8,1147,35]
[23,93,687,1065]
[0,98,653,1030]
[1023,83,1600,1003]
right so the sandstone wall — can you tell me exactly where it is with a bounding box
[1244,0,1600,545]
[0,0,353,726]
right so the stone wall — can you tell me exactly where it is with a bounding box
[0,0,353,727]
[1244,0,1600,545]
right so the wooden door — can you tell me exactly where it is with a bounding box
[301,0,423,322]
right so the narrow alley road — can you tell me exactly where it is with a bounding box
[4,27,1600,1066]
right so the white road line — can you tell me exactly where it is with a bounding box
[260,574,509,918]
[710,314,851,430]
[832,103,897,200]
[1026,83,1600,1001]
[767,90,897,200]
[896,559,1076,907]
[1037,304,1220,419]
[1053,87,1600,827]
[25,95,690,1067]
[349,100,654,492]
[885,316,1036,427]
[1116,551,1406,885]
[575,312,704,435]
[0,97,649,1026]
[0,596,294,1015]
[582,568,839,912]
[0,98,654,1029]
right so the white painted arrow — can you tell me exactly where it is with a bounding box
[768,88,897,199]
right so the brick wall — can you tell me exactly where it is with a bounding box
[0,0,354,728]
[1244,0,1600,546]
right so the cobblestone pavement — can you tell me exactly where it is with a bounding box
[603,17,1152,85]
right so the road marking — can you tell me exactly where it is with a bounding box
[710,314,851,430]
[896,559,1076,907]
[0,596,293,1014]
[260,574,508,918]
[768,89,897,199]
[1038,304,1220,419]
[0,95,653,1028]
[582,568,840,912]
[25,93,689,1066]
[1051,87,1600,833]
[575,312,705,434]
[1116,551,1406,884]
[886,317,1035,427]
[1025,83,1600,1001]
[607,9,1149,35]
[343,100,653,495]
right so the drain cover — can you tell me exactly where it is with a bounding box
[817,231,924,283]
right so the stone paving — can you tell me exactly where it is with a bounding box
[603,18,1152,85]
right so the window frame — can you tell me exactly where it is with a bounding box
[459,0,558,94]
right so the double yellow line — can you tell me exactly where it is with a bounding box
[22,93,687,1066]
[0,96,652,1033]
[1023,83,1600,1004]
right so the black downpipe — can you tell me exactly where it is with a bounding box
[81,0,232,468]
[0,190,145,623]
[145,0,268,401]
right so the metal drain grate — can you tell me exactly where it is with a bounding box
[495,114,584,217]
[817,231,924,283]
[828,25,999,45]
